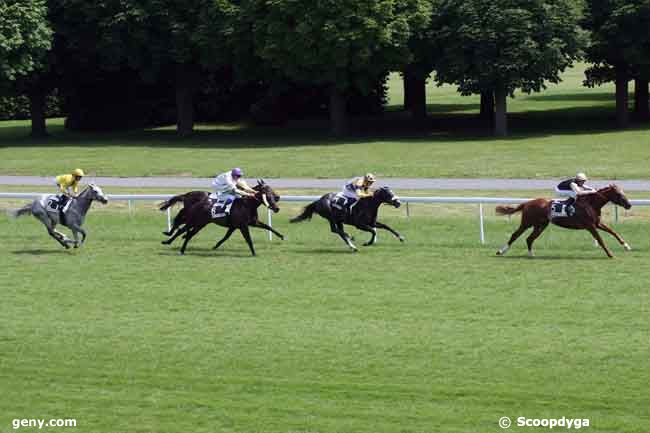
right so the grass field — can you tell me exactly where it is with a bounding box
[1,64,650,179]
[1,205,649,433]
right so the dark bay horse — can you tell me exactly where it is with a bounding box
[290,186,404,251]
[495,185,632,258]
[161,181,281,256]
[159,191,208,236]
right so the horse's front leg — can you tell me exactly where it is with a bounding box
[213,227,236,250]
[239,225,256,256]
[374,221,405,242]
[597,221,631,251]
[251,221,285,240]
[587,226,614,258]
[355,224,377,246]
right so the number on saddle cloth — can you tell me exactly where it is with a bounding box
[550,199,575,219]
[331,193,353,215]
[46,195,69,213]
[211,197,234,219]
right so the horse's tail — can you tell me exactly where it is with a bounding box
[7,204,32,219]
[495,203,525,216]
[159,193,186,211]
[290,201,317,223]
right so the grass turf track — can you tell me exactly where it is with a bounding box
[2,64,650,179]
[1,207,649,433]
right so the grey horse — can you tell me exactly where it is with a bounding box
[8,184,108,248]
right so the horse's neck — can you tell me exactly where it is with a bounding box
[587,191,609,210]
[74,190,93,215]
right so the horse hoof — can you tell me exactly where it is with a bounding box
[624,243,632,251]
[399,236,405,242]
[162,231,171,236]
[496,250,502,256]
[161,240,170,245]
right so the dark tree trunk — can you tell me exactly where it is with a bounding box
[634,79,649,120]
[494,85,507,137]
[29,88,47,138]
[329,85,348,136]
[403,71,411,111]
[175,63,198,137]
[403,67,427,120]
[480,90,495,125]
[615,65,629,128]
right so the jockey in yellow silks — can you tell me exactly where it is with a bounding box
[56,168,85,197]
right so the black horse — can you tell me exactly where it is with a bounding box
[160,191,209,237]
[161,181,282,256]
[290,186,404,251]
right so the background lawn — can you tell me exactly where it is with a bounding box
[1,64,649,179]
[0,206,649,433]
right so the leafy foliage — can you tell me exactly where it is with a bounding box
[432,0,585,96]
[0,0,52,81]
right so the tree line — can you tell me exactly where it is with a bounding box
[2,0,650,137]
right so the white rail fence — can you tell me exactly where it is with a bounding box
[2,192,649,244]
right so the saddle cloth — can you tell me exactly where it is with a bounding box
[210,197,234,218]
[43,195,72,214]
[549,200,573,219]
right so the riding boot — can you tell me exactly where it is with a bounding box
[565,197,576,217]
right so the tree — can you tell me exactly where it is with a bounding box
[432,0,584,136]
[0,0,52,81]
[0,0,52,135]
[584,0,650,125]
[247,0,431,135]
[115,0,237,136]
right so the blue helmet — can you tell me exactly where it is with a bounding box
[231,167,243,177]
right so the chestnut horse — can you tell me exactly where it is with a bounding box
[495,184,632,258]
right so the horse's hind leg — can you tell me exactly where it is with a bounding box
[164,208,186,236]
[525,222,549,257]
[179,223,207,255]
[336,223,358,251]
[497,223,531,255]
[162,224,188,245]
[597,221,631,251]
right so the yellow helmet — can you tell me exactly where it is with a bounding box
[364,173,376,184]
[72,168,85,177]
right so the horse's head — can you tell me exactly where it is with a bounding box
[87,184,108,204]
[602,184,631,210]
[254,179,280,213]
[374,186,401,208]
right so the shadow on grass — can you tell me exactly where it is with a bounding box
[524,92,614,102]
[490,254,608,260]
[2,104,649,149]
[11,248,69,255]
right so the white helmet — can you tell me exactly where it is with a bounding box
[576,172,588,182]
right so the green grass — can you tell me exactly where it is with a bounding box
[1,64,650,179]
[1,207,649,433]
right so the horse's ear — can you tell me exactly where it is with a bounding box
[260,178,266,185]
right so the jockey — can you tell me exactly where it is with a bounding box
[555,172,597,214]
[340,173,376,211]
[55,168,85,208]
[210,168,256,204]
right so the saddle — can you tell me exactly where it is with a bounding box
[210,197,235,219]
[550,199,576,219]
[331,193,354,216]
[45,195,72,218]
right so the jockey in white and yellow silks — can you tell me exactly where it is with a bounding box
[340,173,376,211]
[210,168,256,203]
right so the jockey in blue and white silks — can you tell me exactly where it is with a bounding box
[554,172,597,216]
